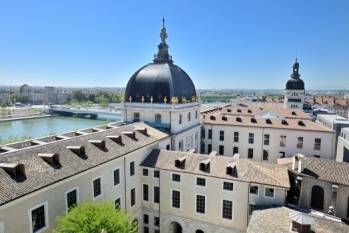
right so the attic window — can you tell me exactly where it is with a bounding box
[237,109,242,113]
[222,116,228,121]
[135,127,148,135]
[226,162,237,177]
[291,111,297,116]
[298,121,306,127]
[259,107,264,110]
[248,109,252,113]
[266,119,272,124]
[38,153,59,164]
[122,131,136,140]
[251,118,257,123]
[210,116,216,121]
[199,159,210,173]
[281,119,288,125]
[88,139,106,150]
[0,163,25,178]
[227,109,232,113]
[236,117,242,122]
[67,145,85,157]
[175,156,186,169]
[107,135,122,144]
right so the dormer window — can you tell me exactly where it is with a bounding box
[298,121,306,127]
[135,127,148,135]
[248,109,252,113]
[199,159,210,173]
[88,139,106,150]
[266,119,272,124]
[122,131,136,140]
[227,109,231,113]
[222,116,228,121]
[291,111,297,116]
[210,115,216,121]
[251,118,257,123]
[281,119,288,125]
[107,135,123,144]
[236,117,242,122]
[0,163,25,178]
[237,109,242,113]
[175,156,186,169]
[67,145,85,157]
[38,153,59,165]
[226,162,237,177]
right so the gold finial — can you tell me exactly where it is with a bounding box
[164,96,168,103]
[150,96,154,104]
[129,96,132,103]
[172,96,177,105]
[141,96,144,103]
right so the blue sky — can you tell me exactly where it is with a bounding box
[0,0,348,89]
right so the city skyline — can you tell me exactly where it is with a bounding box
[0,0,349,89]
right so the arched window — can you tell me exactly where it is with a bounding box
[311,185,324,210]
[196,230,204,233]
[169,222,182,233]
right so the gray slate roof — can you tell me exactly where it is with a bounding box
[300,157,349,186]
[247,206,349,233]
[141,149,290,188]
[0,122,168,206]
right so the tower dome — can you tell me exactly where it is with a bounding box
[124,18,196,104]
[286,59,305,90]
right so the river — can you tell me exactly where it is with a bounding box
[0,116,122,145]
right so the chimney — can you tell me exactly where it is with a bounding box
[38,153,59,164]
[107,135,122,144]
[135,127,148,135]
[88,139,106,150]
[67,145,85,157]
[0,163,25,178]
[295,154,306,173]
[289,212,314,233]
[122,131,136,140]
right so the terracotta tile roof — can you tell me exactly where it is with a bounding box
[0,122,169,206]
[247,206,349,233]
[202,114,333,133]
[309,96,349,107]
[141,149,290,188]
[299,157,349,186]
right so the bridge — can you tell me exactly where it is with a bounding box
[49,107,122,121]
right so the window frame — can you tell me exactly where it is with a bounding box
[264,134,270,146]
[248,133,254,144]
[223,181,234,191]
[234,131,239,142]
[143,184,149,202]
[92,176,103,199]
[65,187,79,212]
[113,168,120,187]
[222,199,233,220]
[172,173,181,182]
[195,194,206,214]
[130,188,136,207]
[171,189,181,209]
[249,185,259,195]
[130,161,135,176]
[264,187,275,198]
[28,201,49,233]
[196,177,206,187]
[314,138,321,150]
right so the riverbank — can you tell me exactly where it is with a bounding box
[0,114,52,122]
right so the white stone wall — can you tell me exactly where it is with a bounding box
[284,89,305,109]
[336,136,349,162]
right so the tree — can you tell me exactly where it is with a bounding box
[54,202,137,233]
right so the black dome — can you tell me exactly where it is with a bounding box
[124,19,196,104]
[125,63,196,103]
[285,60,305,90]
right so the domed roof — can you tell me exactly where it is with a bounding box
[125,18,196,104]
[286,59,305,90]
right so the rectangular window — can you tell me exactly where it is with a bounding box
[219,145,224,155]
[201,128,205,139]
[263,150,269,161]
[314,138,321,150]
[143,226,149,233]
[223,182,234,191]
[250,186,258,195]
[30,203,47,233]
[133,112,140,122]
[233,146,239,155]
[93,177,102,198]
[172,190,180,208]
[297,137,303,149]
[113,169,120,186]
[279,151,285,158]
[143,214,149,224]
[208,144,212,153]
[280,135,286,147]
[143,168,149,176]
[131,188,136,206]
[188,112,191,121]
[196,195,205,214]
[155,114,161,123]
[154,186,160,203]
[172,173,181,182]
[154,216,160,227]
[222,200,233,219]
[248,133,254,144]
[66,189,78,210]
[195,110,198,119]
[130,161,135,176]
[154,170,160,178]
[179,114,182,124]
[248,148,253,159]
[234,132,239,142]
[208,129,212,139]
[220,130,224,141]
[143,184,149,201]
[264,134,270,145]
[265,187,274,197]
[196,177,206,186]
[115,198,121,209]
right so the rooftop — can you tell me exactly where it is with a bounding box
[247,206,349,233]
[317,114,349,124]
[141,149,290,188]
[0,122,169,206]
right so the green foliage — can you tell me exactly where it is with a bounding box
[67,91,123,107]
[200,93,237,103]
[54,202,137,233]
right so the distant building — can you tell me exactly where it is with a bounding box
[309,96,349,118]
[284,59,305,110]
[44,86,57,105]
[336,127,349,163]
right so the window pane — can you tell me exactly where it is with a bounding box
[172,190,180,208]
[222,200,233,219]
[66,189,77,210]
[31,205,46,233]
[113,169,120,186]
[143,184,149,201]
[223,182,234,191]
[196,195,205,214]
